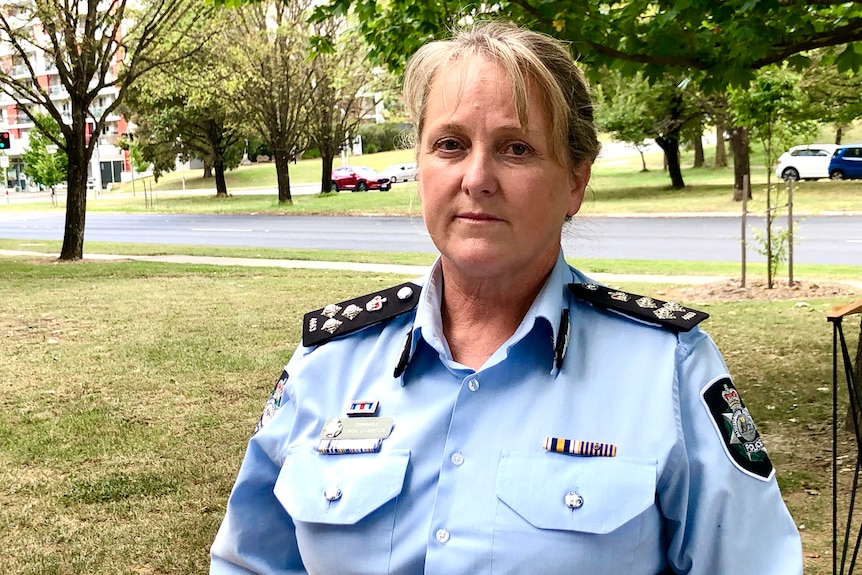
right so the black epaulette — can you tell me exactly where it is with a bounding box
[302,282,421,347]
[568,283,708,333]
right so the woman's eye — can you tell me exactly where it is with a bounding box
[435,138,461,151]
[505,142,532,156]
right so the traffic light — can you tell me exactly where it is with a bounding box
[0,132,9,149]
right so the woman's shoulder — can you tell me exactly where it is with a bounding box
[301,281,423,348]
[568,282,708,334]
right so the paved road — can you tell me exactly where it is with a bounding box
[1,211,860,265]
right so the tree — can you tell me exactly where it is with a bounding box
[22,113,67,191]
[798,49,862,144]
[596,70,698,188]
[0,0,204,260]
[123,7,246,197]
[307,18,385,195]
[729,66,817,288]
[231,0,315,204]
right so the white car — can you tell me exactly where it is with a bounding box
[378,162,418,183]
[774,144,838,181]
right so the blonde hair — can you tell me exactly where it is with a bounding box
[403,21,600,169]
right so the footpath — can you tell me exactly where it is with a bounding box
[0,249,739,285]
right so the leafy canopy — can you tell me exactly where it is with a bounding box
[302,0,862,90]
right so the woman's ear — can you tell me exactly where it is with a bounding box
[567,161,591,217]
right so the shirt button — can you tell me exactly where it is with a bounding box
[451,452,464,466]
[467,378,480,392]
[565,491,584,510]
[435,528,450,544]
[323,487,342,502]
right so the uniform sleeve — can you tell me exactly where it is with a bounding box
[210,364,308,575]
[660,331,803,574]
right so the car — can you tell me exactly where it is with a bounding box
[330,166,392,192]
[773,144,838,181]
[828,144,862,180]
[377,162,419,183]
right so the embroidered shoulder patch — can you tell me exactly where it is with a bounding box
[254,370,289,434]
[302,282,421,347]
[701,376,774,481]
[568,283,708,332]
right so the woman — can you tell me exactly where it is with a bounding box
[211,22,802,574]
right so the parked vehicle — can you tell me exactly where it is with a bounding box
[378,162,419,183]
[330,166,392,192]
[828,144,862,180]
[773,144,838,181]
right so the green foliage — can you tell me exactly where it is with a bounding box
[798,49,862,137]
[116,135,150,174]
[356,122,412,154]
[124,5,248,191]
[749,224,793,281]
[21,113,68,189]
[308,0,862,92]
[729,66,818,169]
[594,72,656,147]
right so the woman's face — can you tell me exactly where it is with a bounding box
[417,56,589,283]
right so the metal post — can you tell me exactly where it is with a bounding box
[741,175,748,288]
[788,179,794,286]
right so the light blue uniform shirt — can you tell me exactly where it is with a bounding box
[211,252,802,574]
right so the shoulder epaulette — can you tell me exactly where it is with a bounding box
[302,282,421,347]
[568,283,708,333]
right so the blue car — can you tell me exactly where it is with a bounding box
[829,144,862,180]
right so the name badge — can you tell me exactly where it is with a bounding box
[319,417,393,440]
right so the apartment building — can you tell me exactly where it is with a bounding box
[0,26,130,192]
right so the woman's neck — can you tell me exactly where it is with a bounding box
[439,262,552,370]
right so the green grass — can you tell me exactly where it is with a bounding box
[0,256,857,574]
[2,238,860,281]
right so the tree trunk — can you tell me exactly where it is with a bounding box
[693,135,705,168]
[321,152,335,193]
[60,150,88,260]
[730,127,751,201]
[638,149,647,172]
[273,147,293,204]
[213,153,228,197]
[203,161,212,179]
[59,109,91,261]
[836,124,844,145]
[715,123,727,168]
[655,135,685,189]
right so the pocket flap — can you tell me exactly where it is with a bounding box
[275,447,410,525]
[496,452,656,534]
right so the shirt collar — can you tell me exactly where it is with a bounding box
[397,251,573,383]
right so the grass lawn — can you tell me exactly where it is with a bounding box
[1,256,860,574]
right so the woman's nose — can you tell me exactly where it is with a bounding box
[461,148,497,196]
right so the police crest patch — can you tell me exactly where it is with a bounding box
[701,376,774,481]
[254,370,289,434]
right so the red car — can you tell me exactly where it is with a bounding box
[330,166,392,192]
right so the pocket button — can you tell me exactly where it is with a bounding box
[323,487,342,502]
[565,491,584,510]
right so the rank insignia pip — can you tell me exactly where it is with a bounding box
[568,283,708,332]
[701,376,774,481]
[302,282,421,347]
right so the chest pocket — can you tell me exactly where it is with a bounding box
[492,452,663,575]
[274,447,410,573]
